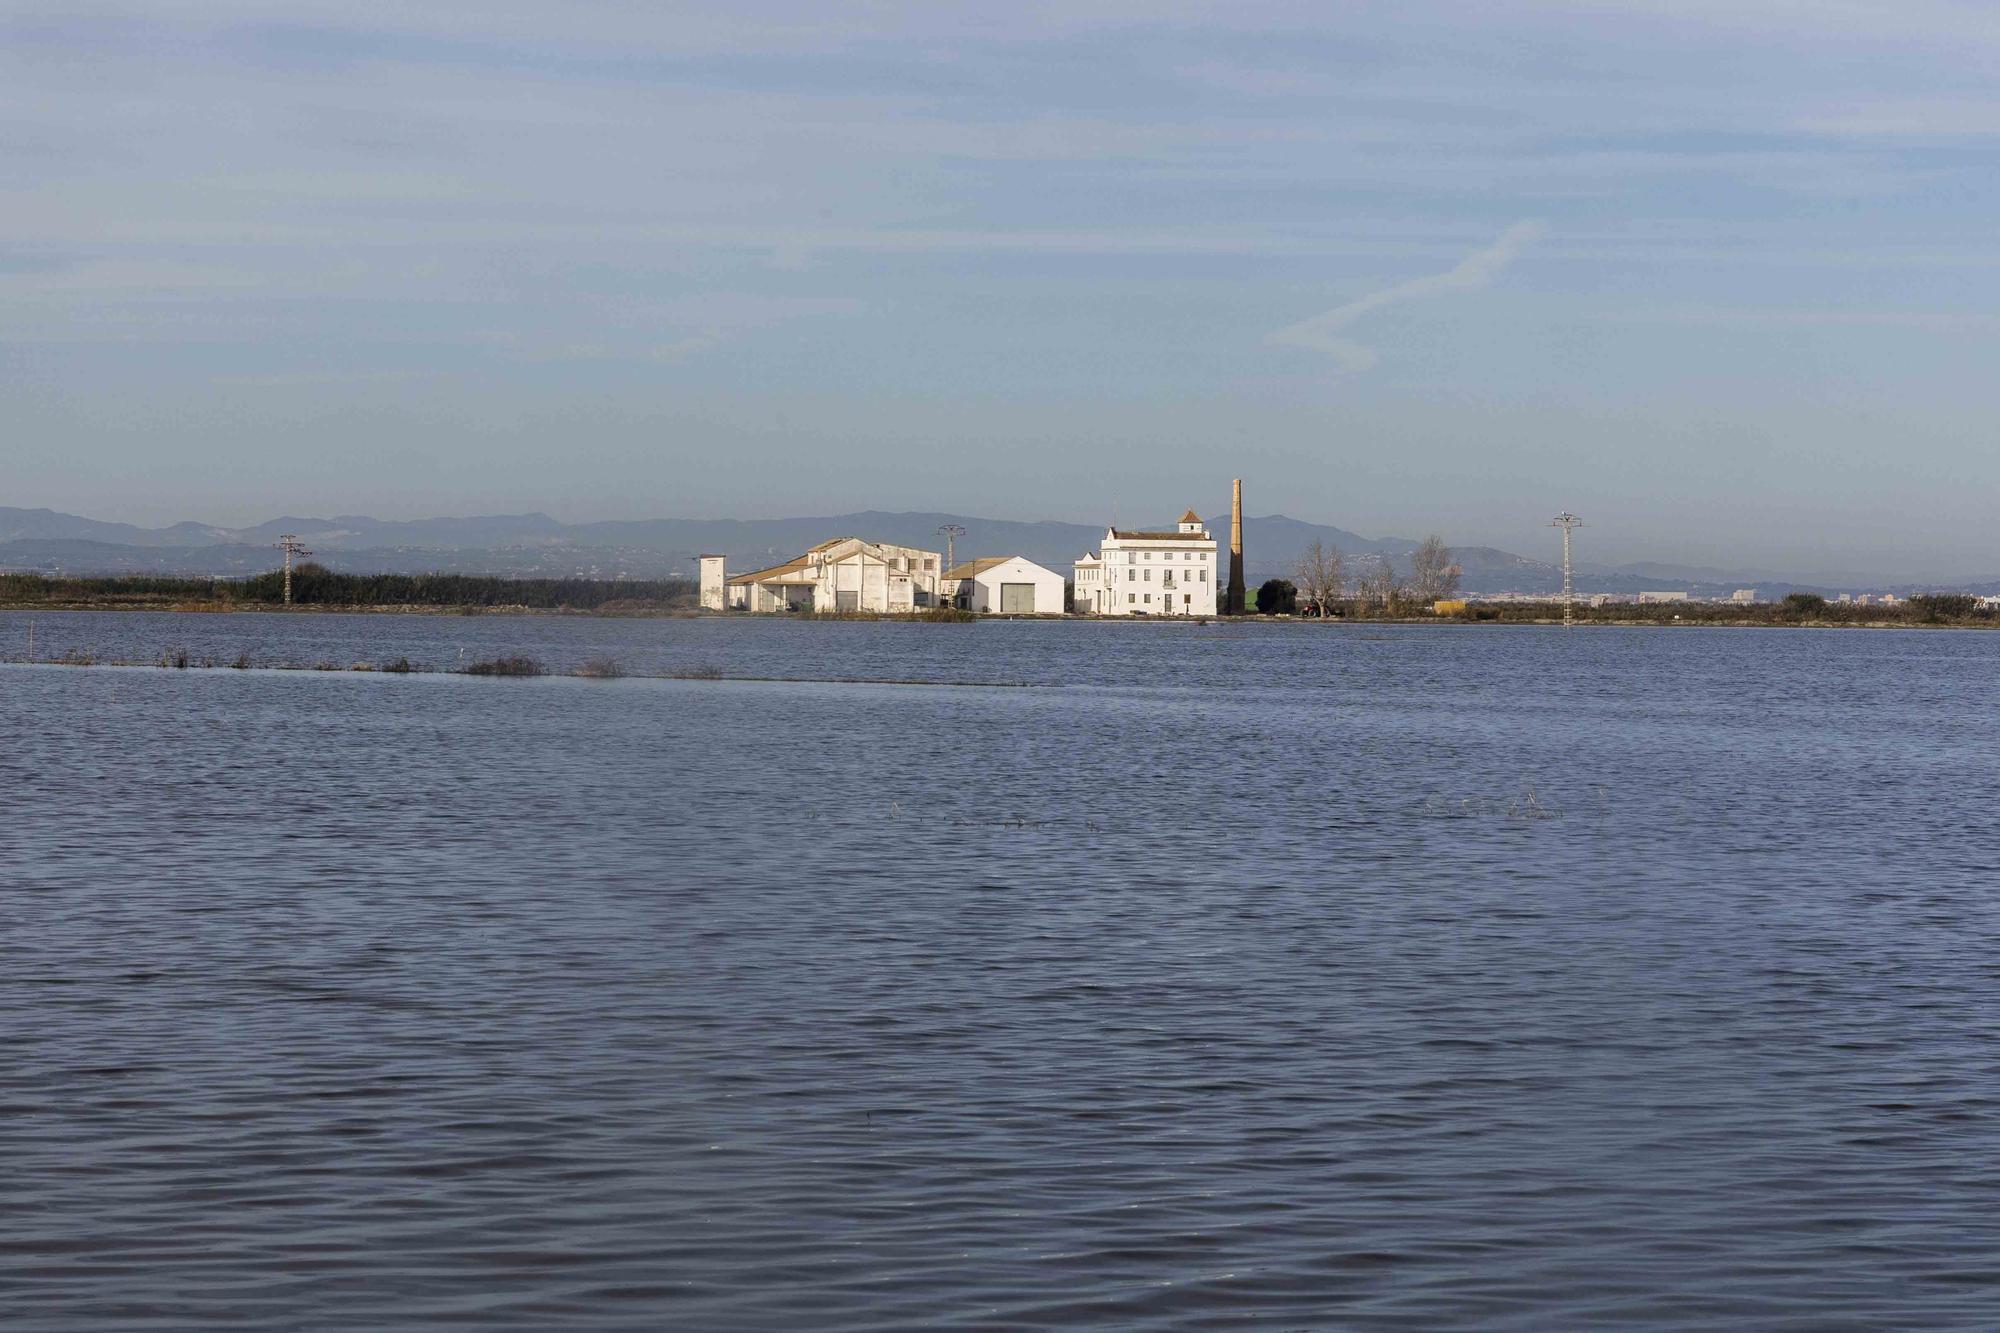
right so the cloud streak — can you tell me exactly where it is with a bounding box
[1266,221,1545,372]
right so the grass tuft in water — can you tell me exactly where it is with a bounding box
[463,656,546,677]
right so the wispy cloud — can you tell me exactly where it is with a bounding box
[1795,98,2000,139]
[1266,221,1545,372]
[1596,306,2000,332]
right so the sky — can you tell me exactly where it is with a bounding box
[3,1,1997,577]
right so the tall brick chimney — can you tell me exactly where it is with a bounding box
[1227,477,1246,614]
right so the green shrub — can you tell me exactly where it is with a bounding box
[1257,579,1298,615]
[1782,592,1827,616]
[1909,593,1977,622]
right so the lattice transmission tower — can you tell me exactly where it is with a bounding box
[1549,512,1583,628]
[936,524,964,573]
[276,534,313,606]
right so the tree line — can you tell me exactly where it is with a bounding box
[1257,535,1461,615]
[0,565,697,610]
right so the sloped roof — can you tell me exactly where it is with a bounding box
[732,536,944,584]
[1180,508,1201,523]
[726,556,811,585]
[944,552,1016,580]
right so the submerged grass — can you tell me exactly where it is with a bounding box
[805,606,975,623]
[463,656,546,677]
[0,650,1029,688]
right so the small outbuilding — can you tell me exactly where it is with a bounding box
[943,556,1066,615]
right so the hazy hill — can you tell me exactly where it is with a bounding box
[4,504,1987,596]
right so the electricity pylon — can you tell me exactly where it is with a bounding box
[276,534,312,606]
[935,524,965,609]
[1549,512,1583,628]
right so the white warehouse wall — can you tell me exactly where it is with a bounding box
[956,557,1066,615]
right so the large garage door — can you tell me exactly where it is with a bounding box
[999,583,1035,614]
[835,591,859,611]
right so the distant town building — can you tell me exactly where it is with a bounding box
[724,537,943,613]
[1730,588,1758,604]
[1637,590,1692,604]
[1073,509,1218,616]
[942,556,1066,614]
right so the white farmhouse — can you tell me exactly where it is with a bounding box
[724,537,944,613]
[943,556,1066,614]
[1072,509,1218,616]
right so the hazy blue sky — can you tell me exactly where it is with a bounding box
[4,2,1996,575]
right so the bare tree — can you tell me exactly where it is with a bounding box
[1409,535,1462,603]
[1360,555,1402,612]
[1294,540,1345,617]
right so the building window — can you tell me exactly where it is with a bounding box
[1128,593,1136,604]
[1127,551,1135,564]
[1144,569,1151,581]
[1144,594,1152,604]
[1199,569,1207,583]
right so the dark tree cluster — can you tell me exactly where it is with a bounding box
[1256,578,1298,615]
[0,567,697,611]
[239,564,696,610]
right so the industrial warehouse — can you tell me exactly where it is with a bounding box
[696,482,1250,617]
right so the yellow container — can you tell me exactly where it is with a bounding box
[1433,600,1469,615]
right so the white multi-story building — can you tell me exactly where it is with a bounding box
[724,537,943,613]
[1073,509,1218,616]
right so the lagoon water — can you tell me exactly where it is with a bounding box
[4,611,1999,1329]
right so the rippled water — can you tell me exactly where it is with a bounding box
[5,613,1999,1329]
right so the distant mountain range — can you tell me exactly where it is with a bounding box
[2,505,1990,597]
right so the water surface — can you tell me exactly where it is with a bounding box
[4,615,1998,1329]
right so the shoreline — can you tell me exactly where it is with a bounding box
[0,658,1044,688]
[1,602,1992,631]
